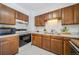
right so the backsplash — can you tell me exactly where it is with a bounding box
[35,20,79,34]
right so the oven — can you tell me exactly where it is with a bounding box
[19,34,31,47]
[16,29,31,47]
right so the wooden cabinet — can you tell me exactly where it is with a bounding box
[16,11,29,22]
[44,13,49,21]
[62,3,79,25]
[0,4,16,25]
[48,12,53,20]
[62,6,74,25]
[23,14,29,22]
[39,15,45,26]
[32,34,72,55]
[42,35,51,51]
[1,40,11,55]
[35,4,79,25]
[16,11,23,20]
[32,34,42,47]
[53,9,62,19]
[74,4,79,24]
[35,16,40,26]
[50,36,63,54]
[63,38,71,55]
[0,35,19,55]
[35,15,45,26]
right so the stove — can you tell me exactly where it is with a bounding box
[16,30,31,47]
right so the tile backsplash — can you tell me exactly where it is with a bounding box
[35,20,79,34]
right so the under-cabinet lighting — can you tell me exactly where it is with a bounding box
[46,19,58,25]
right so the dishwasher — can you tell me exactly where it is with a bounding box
[69,40,79,55]
[19,34,31,47]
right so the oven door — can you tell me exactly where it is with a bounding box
[19,34,31,47]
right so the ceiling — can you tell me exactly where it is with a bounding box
[16,3,75,15]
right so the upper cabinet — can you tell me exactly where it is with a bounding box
[35,9,62,26]
[44,13,49,21]
[62,6,74,25]
[35,3,79,26]
[0,4,16,25]
[35,16,40,26]
[16,11,23,20]
[74,4,79,24]
[53,9,62,19]
[62,4,79,25]
[35,15,45,26]
[16,11,29,22]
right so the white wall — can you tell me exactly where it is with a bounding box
[34,3,75,16]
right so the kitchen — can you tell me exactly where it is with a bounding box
[0,3,79,55]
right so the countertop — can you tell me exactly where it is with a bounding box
[32,32,79,39]
[0,32,79,39]
[16,31,31,36]
[0,31,31,38]
[0,34,19,38]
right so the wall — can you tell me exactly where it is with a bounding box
[34,3,75,16]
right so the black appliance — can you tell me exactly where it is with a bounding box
[19,34,31,47]
[0,27,16,35]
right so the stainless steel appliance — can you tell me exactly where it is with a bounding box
[69,40,79,55]
[0,27,16,35]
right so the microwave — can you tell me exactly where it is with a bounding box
[0,28,16,35]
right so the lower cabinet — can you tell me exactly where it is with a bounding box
[0,35,19,55]
[32,34,42,47]
[63,40,71,55]
[32,34,71,55]
[50,36,63,54]
[42,35,51,51]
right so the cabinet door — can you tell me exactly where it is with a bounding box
[44,13,49,21]
[35,16,40,26]
[39,15,45,26]
[35,15,45,26]
[23,14,29,22]
[74,4,79,24]
[48,12,53,20]
[0,4,16,25]
[16,11,23,20]
[63,40,71,55]
[1,40,11,55]
[51,37,63,54]
[42,35,50,51]
[32,34,42,47]
[0,42,1,55]
[0,36,19,55]
[62,6,74,25]
[10,36,19,54]
[53,9,62,19]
